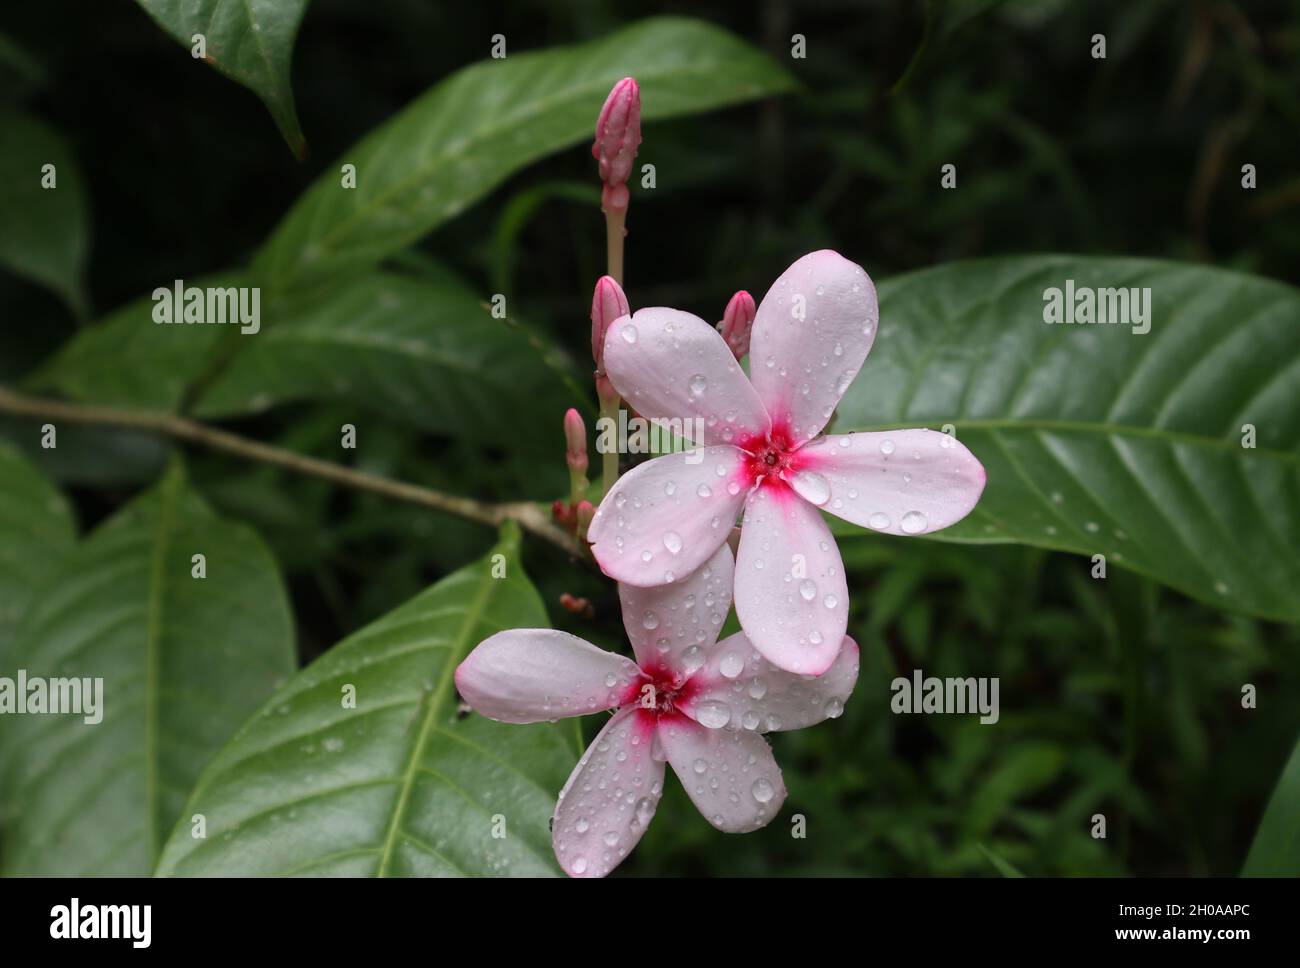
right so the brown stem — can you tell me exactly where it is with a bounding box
[0,386,584,558]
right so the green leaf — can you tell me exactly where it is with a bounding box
[0,440,75,668]
[133,0,310,157]
[1,463,295,875]
[27,272,247,412]
[192,271,582,450]
[155,522,576,877]
[0,111,89,315]
[254,16,796,288]
[1243,731,1300,875]
[834,256,1300,622]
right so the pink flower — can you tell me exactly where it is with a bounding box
[454,544,859,878]
[591,76,641,214]
[587,250,986,675]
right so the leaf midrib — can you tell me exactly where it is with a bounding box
[374,568,499,877]
[843,416,1298,463]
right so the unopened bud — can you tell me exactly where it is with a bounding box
[592,76,641,213]
[574,500,595,540]
[563,408,589,502]
[591,275,630,371]
[718,290,756,360]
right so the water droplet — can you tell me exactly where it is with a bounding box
[752,778,776,803]
[765,713,783,731]
[573,857,589,874]
[799,579,817,602]
[642,610,660,630]
[880,439,895,455]
[640,550,653,562]
[720,653,745,678]
[823,594,839,610]
[689,374,708,397]
[682,646,706,674]
[604,674,618,688]
[727,481,741,496]
[869,512,890,530]
[825,698,845,719]
[742,710,761,730]
[695,700,732,729]
[603,831,619,846]
[901,511,928,534]
[748,678,768,700]
[1085,521,1099,533]
[693,758,708,774]
[575,817,590,834]
[663,531,683,554]
[789,469,831,506]
[664,481,677,496]
[621,326,638,344]
[697,483,712,498]
[809,630,823,645]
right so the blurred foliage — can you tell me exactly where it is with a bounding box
[1,0,1298,875]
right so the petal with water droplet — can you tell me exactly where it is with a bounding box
[589,447,748,587]
[797,428,986,536]
[748,250,878,443]
[685,631,860,733]
[603,308,770,446]
[618,544,734,675]
[553,706,664,878]
[734,485,848,675]
[656,715,785,833]
[455,629,642,723]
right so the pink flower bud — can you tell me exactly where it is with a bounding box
[717,290,756,360]
[564,408,589,478]
[574,500,595,540]
[592,76,641,213]
[590,274,630,371]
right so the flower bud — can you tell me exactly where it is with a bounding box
[717,290,756,360]
[564,408,589,478]
[590,274,630,371]
[592,76,641,213]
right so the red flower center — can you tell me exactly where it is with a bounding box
[738,424,801,488]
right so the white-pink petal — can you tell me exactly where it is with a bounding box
[454,629,641,724]
[748,250,878,444]
[734,484,848,676]
[588,446,749,587]
[603,307,771,447]
[552,706,664,878]
[685,631,860,733]
[798,429,986,536]
[657,715,786,832]
[618,543,734,677]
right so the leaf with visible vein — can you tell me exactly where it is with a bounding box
[1,462,296,875]
[155,522,575,877]
[254,16,795,288]
[832,256,1300,622]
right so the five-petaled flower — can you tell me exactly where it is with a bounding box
[586,250,986,675]
[454,543,859,878]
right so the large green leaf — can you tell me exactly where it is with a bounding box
[27,272,247,412]
[0,441,75,668]
[254,16,795,288]
[155,523,576,877]
[190,271,581,450]
[1243,731,1300,875]
[1,463,295,875]
[0,111,89,315]
[833,256,1300,622]
[133,0,310,157]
